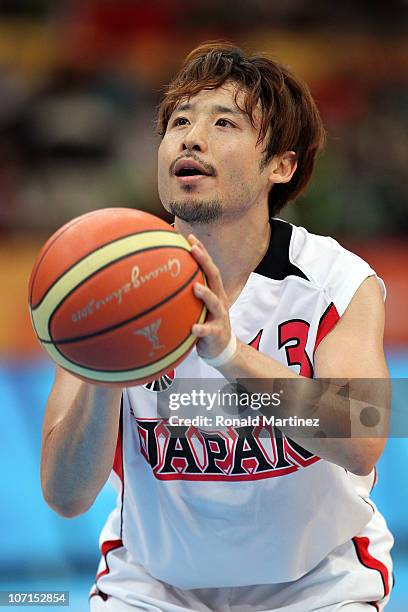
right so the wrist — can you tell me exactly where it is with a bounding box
[200,332,238,369]
[215,337,243,376]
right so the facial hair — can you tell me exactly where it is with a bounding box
[168,199,223,224]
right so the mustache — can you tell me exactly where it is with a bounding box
[169,153,216,177]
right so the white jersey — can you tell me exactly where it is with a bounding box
[94,219,389,594]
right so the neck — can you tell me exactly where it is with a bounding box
[174,207,271,303]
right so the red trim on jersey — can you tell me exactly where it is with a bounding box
[249,329,263,351]
[352,535,390,598]
[151,456,321,481]
[90,588,108,601]
[96,538,124,582]
[367,603,379,611]
[112,398,124,483]
[313,302,340,354]
[112,427,123,482]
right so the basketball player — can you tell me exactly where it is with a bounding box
[41,43,393,610]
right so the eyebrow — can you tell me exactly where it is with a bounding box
[173,102,245,117]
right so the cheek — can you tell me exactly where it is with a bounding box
[157,141,166,169]
[157,145,170,186]
[157,164,168,203]
[221,136,259,167]
[219,148,257,183]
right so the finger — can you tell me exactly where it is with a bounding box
[192,322,218,337]
[191,244,224,297]
[194,283,224,317]
[188,236,226,298]
[188,234,204,248]
[188,235,213,264]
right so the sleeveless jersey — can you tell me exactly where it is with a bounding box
[96,219,386,591]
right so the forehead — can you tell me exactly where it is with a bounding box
[172,82,252,116]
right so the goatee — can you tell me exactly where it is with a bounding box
[168,199,223,224]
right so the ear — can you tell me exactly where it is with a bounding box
[268,151,297,185]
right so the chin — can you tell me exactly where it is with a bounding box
[167,199,223,225]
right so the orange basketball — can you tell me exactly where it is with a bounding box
[28,208,206,386]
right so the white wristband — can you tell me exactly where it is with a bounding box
[201,332,237,368]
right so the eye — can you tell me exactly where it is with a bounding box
[172,117,190,127]
[216,118,234,128]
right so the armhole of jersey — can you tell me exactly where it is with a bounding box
[375,275,387,302]
[313,262,387,354]
[314,302,340,355]
[331,270,386,320]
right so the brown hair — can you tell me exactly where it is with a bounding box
[157,41,326,216]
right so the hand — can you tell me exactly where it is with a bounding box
[188,234,233,362]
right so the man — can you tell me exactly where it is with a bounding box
[41,42,393,611]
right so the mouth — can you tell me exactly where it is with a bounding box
[172,158,215,184]
[176,173,211,184]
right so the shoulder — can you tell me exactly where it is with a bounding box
[252,219,385,320]
[289,222,367,283]
[287,221,385,316]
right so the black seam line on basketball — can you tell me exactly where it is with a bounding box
[49,303,204,374]
[33,244,190,342]
[30,228,182,310]
[32,230,184,311]
[43,243,192,340]
[46,260,200,344]
[41,264,201,345]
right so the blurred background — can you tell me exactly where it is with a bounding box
[0,0,407,610]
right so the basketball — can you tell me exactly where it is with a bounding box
[28,208,206,386]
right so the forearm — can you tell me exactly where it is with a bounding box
[218,341,389,475]
[41,379,122,517]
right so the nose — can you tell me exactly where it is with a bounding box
[181,123,208,154]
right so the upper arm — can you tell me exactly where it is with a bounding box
[314,275,388,379]
[314,276,390,466]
